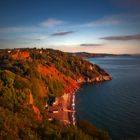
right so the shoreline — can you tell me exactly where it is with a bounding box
[66,76,112,125]
[47,75,112,125]
[47,89,78,125]
[58,90,77,125]
[72,92,76,125]
[68,92,76,125]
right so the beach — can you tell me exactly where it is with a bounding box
[47,91,76,125]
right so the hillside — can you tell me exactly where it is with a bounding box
[0,48,111,140]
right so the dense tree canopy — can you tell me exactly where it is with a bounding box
[0,48,111,140]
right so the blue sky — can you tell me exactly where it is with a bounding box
[0,0,140,54]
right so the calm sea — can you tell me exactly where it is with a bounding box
[75,56,140,140]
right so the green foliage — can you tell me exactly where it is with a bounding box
[77,120,111,140]
[44,77,64,97]
[36,120,93,140]
[14,75,31,89]
[0,48,111,140]
[0,70,15,87]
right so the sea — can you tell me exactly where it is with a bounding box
[75,56,140,140]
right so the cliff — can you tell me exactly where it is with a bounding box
[0,48,111,140]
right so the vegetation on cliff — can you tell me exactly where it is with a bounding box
[0,48,111,140]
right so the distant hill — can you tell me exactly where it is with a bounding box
[71,52,131,59]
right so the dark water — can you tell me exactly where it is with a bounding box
[75,56,140,140]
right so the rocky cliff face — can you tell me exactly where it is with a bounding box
[11,50,30,59]
[37,64,79,94]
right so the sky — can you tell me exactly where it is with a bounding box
[0,0,140,54]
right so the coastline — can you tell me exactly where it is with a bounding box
[47,75,112,125]
[61,90,77,125]
[47,89,78,125]
[60,90,77,125]
[67,75,112,125]
[68,92,76,125]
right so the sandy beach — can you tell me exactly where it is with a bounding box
[47,91,76,125]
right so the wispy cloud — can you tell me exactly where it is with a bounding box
[0,18,64,33]
[40,18,63,28]
[85,13,140,27]
[80,43,103,46]
[51,31,75,36]
[0,27,37,33]
[1,14,139,35]
[86,16,121,27]
[100,34,140,41]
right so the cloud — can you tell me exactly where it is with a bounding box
[0,27,37,33]
[86,16,122,27]
[86,13,140,27]
[0,18,64,33]
[100,34,140,41]
[40,18,63,28]
[80,43,103,46]
[51,31,75,36]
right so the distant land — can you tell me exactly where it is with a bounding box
[70,52,132,59]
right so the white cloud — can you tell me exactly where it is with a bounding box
[40,18,63,28]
